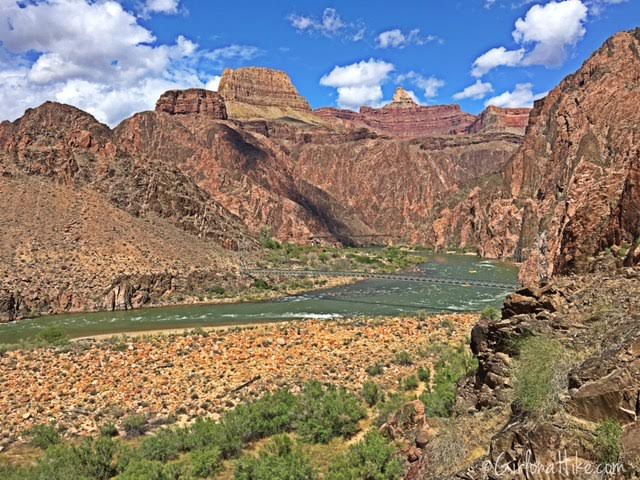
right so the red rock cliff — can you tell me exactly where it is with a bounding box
[506,29,640,282]
[155,89,227,119]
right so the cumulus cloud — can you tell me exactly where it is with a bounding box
[514,0,588,67]
[320,59,395,110]
[288,8,365,41]
[485,83,545,108]
[472,0,588,76]
[396,71,445,99]
[472,47,525,78]
[0,0,256,126]
[453,80,494,100]
[205,75,222,91]
[144,0,180,15]
[376,29,437,49]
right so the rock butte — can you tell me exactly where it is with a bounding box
[1,29,639,321]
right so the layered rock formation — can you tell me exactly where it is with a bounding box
[467,106,530,135]
[0,102,251,320]
[155,89,227,118]
[218,67,314,121]
[315,88,529,139]
[505,28,640,282]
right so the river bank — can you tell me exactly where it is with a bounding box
[0,312,478,450]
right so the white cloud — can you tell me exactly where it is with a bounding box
[144,0,180,15]
[288,8,365,41]
[588,0,627,14]
[396,71,445,99]
[485,83,545,108]
[471,0,588,77]
[205,75,222,91]
[514,0,588,67]
[472,47,525,78]
[376,28,437,49]
[453,80,494,100]
[289,8,345,37]
[320,59,395,110]
[0,0,255,126]
[204,45,262,63]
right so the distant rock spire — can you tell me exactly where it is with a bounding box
[389,87,417,108]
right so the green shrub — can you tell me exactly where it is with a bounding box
[512,336,565,417]
[259,228,281,250]
[36,326,69,346]
[417,367,431,383]
[190,446,223,478]
[72,436,119,480]
[403,375,419,391]
[122,414,148,437]
[118,459,170,480]
[480,307,500,321]
[595,420,623,466]
[185,418,242,459]
[235,435,317,480]
[27,423,61,449]
[361,381,383,407]
[208,285,226,295]
[375,393,409,427]
[393,351,413,366]
[252,279,271,290]
[365,362,384,376]
[138,430,182,463]
[100,422,119,437]
[295,382,366,443]
[420,345,477,418]
[326,431,403,480]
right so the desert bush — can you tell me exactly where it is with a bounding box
[595,420,623,466]
[295,382,366,443]
[27,423,61,449]
[100,422,119,437]
[235,435,317,480]
[417,366,431,383]
[118,458,171,480]
[420,345,477,417]
[326,431,403,480]
[122,414,148,437]
[36,326,69,346]
[393,350,413,366]
[365,362,384,376]
[512,336,566,417]
[361,381,383,407]
[402,375,419,391]
[480,307,501,321]
[137,430,182,463]
[190,446,223,478]
[375,393,409,427]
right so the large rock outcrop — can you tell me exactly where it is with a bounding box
[155,88,227,118]
[218,67,313,120]
[468,106,530,135]
[506,28,640,283]
[315,88,480,138]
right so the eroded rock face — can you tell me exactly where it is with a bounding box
[155,89,227,119]
[468,106,531,135]
[218,67,311,119]
[315,100,479,138]
[506,29,640,283]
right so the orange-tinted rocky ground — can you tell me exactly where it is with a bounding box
[0,313,477,448]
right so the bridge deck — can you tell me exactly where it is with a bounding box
[242,269,518,290]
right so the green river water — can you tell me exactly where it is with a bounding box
[0,254,518,344]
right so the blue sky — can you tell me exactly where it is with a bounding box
[0,0,638,125]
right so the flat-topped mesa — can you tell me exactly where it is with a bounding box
[155,89,227,119]
[218,67,312,119]
[359,103,477,137]
[468,106,531,135]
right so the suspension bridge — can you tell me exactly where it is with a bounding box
[242,268,518,290]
